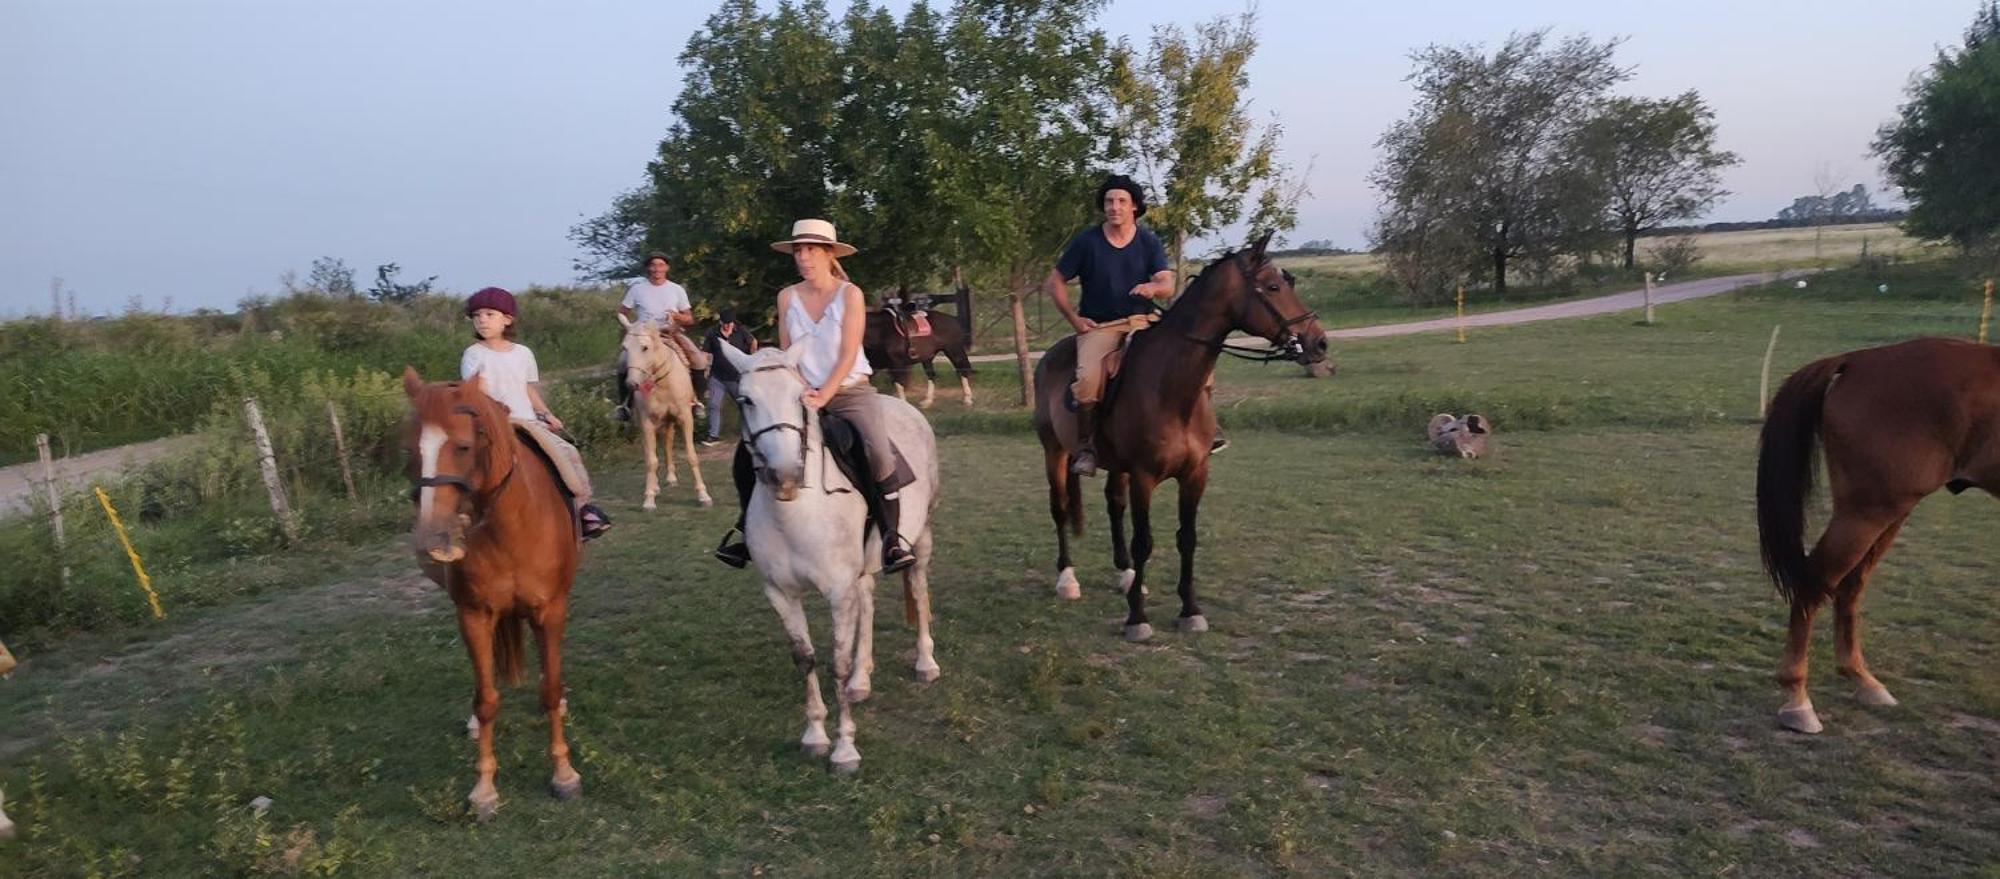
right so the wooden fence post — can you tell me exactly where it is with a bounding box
[1010,290,1033,407]
[36,433,69,586]
[243,398,300,544]
[1456,285,1467,343]
[1643,272,1657,326]
[1979,279,1993,345]
[1760,324,1783,420]
[327,401,358,501]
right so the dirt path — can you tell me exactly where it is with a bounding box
[0,435,194,518]
[965,270,1799,362]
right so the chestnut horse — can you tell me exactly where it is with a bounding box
[1033,231,1330,640]
[1757,337,2000,734]
[403,368,582,819]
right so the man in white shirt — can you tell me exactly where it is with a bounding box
[616,252,711,420]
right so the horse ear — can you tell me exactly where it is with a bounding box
[464,372,491,401]
[717,338,755,375]
[784,342,809,371]
[1465,414,1489,434]
[1251,229,1274,260]
[616,313,632,329]
[403,366,424,399]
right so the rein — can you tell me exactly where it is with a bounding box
[736,362,852,497]
[407,404,520,527]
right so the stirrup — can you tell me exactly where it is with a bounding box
[1069,448,1099,477]
[1209,435,1229,455]
[882,540,917,574]
[714,529,751,569]
[614,404,631,423]
[580,505,613,540]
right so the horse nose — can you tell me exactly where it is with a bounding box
[774,483,800,502]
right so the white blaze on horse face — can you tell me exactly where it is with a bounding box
[418,423,446,521]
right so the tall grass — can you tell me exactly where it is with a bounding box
[0,286,626,465]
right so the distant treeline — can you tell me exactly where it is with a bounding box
[1272,214,1909,259]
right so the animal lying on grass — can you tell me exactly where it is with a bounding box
[1427,413,1491,459]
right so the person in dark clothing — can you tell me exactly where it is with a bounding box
[700,308,758,445]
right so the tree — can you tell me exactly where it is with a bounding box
[571,0,1115,331]
[307,257,358,298]
[1574,92,1738,269]
[1370,31,1628,298]
[1874,0,2000,252]
[367,263,436,304]
[1110,8,1303,282]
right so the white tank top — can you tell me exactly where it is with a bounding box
[784,282,873,389]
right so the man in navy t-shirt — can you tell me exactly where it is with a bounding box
[1043,175,1176,476]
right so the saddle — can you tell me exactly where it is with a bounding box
[805,411,915,544]
[513,421,592,500]
[883,299,934,340]
[1062,313,1157,413]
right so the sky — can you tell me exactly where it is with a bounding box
[0,0,1981,316]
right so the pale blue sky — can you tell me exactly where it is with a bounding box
[0,0,1978,315]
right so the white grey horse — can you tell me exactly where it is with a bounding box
[717,340,941,775]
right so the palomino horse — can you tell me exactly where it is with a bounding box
[716,340,941,774]
[1033,231,1330,640]
[1757,337,2000,734]
[402,368,582,820]
[618,315,712,510]
[862,288,976,408]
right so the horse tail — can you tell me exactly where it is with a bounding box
[1756,354,1843,608]
[494,613,527,687]
[903,577,918,626]
[954,281,974,348]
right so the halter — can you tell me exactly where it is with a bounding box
[625,326,686,396]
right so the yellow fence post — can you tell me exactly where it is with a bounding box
[94,486,163,619]
[1456,285,1467,344]
[1980,279,1993,345]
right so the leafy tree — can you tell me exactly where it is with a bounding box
[1110,8,1302,279]
[366,263,436,304]
[308,257,359,298]
[1875,0,2000,251]
[1371,31,1628,298]
[1573,92,1738,269]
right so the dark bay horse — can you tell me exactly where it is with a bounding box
[403,368,583,819]
[863,286,976,408]
[1757,337,2000,734]
[1033,231,1330,640]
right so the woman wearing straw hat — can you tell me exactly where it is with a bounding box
[714,219,919,574]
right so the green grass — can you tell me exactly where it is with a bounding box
[2,260,1997,875]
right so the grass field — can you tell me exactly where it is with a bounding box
[2,260,1996,876]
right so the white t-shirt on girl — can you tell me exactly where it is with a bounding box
[460,342,540,421]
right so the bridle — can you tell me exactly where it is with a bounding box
[734,361,836,494]
[407,402,518,524]
[1212,255,1321,364]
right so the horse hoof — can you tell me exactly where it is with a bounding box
[642,500,657,512]
[1117,569,1136,595]
[1176,614,1209,633]
[465,715,480,740]
[1855,685,1899,707]
[469,795,500,823]
[551,777,583,801]
[1055,568,1081,601]
[1124,623,1154,643]
[1777,703,1824,735]
[803,740,832,759]
[831,758,861,776]
[847,684,872,703]
[915,663,941,683]
[698,494,714,508]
